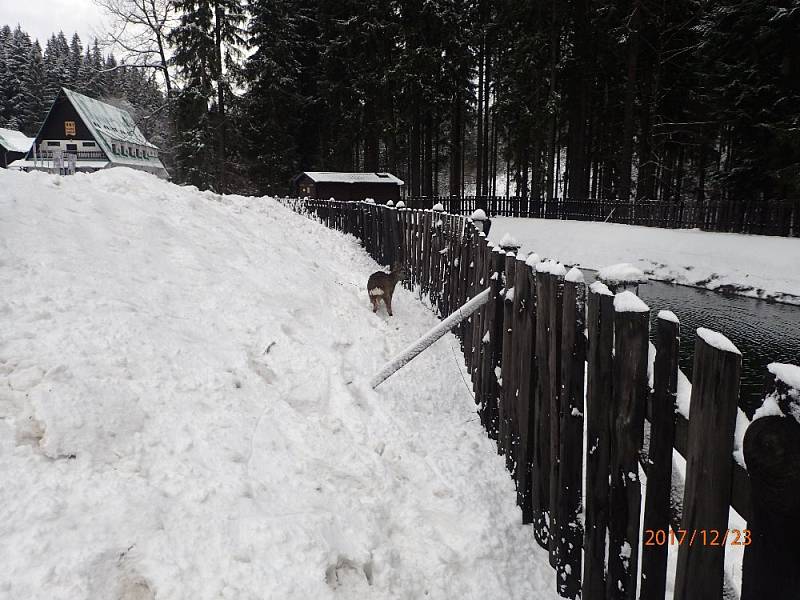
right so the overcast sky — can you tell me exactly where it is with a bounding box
[2,0,108,45]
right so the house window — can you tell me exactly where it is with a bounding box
[64,121,76,136]
[111,143,117,154]
[47,141,60,147]
[82,141,96,147]
[66,143,78,152]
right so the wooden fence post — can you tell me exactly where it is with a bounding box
[673,328,741,600]
[582,281,615,600]
[555,268,586,599]
[532,265,552,549]
[481,246,505,441]
[471,232,488,386]
[640,311,680,600]
[547,266,565,567]
[740,364,800,600]
[532,261,566,550]
[513,255,536,521]
[500,247,520,472]
[607,291,650,600]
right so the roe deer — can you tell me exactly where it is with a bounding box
[367,263,407,316]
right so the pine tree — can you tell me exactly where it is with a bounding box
[243,0,304,192]
[169,0,247,191]
[68,33,84,88]
[21,40,48,134]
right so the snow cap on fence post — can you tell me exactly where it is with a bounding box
[498,232,521,252]
[597,262,648,295]
[471,208,491,235]
[386,200,395,207]
[396,200,406,208]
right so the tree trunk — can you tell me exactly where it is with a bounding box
[617,0,641,202]
[450,92,463,200]
[545,0,560,200]
[214,1,225,194]
[476,37,485,198]
[566,0,591,200]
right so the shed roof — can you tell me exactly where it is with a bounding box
[300,172,404,185]
[0,128,34,153]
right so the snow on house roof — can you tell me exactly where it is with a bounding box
[63,88,157,149]
[301,172,404,185]
[0,128,34,153]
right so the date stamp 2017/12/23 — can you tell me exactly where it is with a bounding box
[644,529,751,546]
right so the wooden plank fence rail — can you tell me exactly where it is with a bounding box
[282,197,800,600]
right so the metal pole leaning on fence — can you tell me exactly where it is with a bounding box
[370,287,492,389]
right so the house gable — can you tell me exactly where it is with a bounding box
[32,90,99,148]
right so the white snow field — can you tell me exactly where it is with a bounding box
[0,169,558,600]
[488,217,800,304]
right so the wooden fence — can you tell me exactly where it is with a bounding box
[396,196,800,237]
[283,197,800,600]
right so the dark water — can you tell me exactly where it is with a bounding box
[583,272,800,417]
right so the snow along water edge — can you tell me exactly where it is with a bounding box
[489,217,800,305]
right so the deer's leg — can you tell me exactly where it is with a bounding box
[385,294,393,316]
[371,296,379,313]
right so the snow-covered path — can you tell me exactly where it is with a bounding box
[0,170,556,599]
[489,217,800,304]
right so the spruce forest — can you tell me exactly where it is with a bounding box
[1,0,798,200]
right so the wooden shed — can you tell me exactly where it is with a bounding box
[292,172,404,202]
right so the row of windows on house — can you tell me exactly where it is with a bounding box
[110,142,157,160]
[41,139,157,160]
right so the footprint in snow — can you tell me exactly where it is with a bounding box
[325,555,374,591]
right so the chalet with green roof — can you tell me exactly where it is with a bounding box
[9,88,168,178]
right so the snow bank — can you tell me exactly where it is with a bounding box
[0,168,558,599]
[489,217,800,304]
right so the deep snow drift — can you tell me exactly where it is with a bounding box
[489,217,800,304]
[0,169,557,599]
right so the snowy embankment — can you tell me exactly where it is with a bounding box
[489,217,800,304]
[0,169,556,599]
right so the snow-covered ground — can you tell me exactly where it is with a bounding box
[0,169,557,599]
[488,217,800,304]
